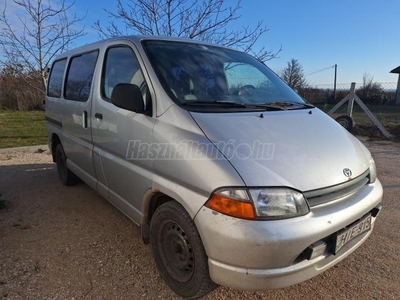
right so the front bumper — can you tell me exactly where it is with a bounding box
[194,179,383,290]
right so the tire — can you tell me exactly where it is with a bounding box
[335,115,354,132]
[150,201,217,299]
[55,143,80,186]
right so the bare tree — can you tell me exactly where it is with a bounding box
[0,63,44,109]
[0,64,21,109]
[282,59,307,90]
[93,0,281,62]
[359,72,383,104]
[0,0,86,94]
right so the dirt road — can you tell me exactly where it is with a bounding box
[0,138,399,299]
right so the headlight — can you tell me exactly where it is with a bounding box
[369,157,377,183]
[249,188,309,219]
[205,187,310,220]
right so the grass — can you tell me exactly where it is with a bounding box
[0,110,47,149]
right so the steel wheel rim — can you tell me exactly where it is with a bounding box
[159,220,194,282]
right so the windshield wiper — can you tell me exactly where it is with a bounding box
[181,101,248,108]
[182,101,314,111]
[250,103,286,111]
[268,101,315,109]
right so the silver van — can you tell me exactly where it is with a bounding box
[46,36,382,298]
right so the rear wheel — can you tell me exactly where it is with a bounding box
[150,201,217,299]
[55,143,80,186]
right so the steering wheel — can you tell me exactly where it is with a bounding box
[237,85,255,95]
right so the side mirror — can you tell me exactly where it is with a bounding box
[111,83,144,113]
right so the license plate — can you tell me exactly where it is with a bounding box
[334,214,372,254]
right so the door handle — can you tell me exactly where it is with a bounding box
[82,111,88,128]
[95,113,103,120]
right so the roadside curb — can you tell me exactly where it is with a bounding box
[0,144,48,153]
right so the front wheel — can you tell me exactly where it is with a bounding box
[150,201,217,299]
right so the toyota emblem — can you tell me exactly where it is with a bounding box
[343,168,352,177]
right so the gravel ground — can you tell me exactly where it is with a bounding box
[0,137,399,300]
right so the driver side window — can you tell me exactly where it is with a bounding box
[102,46,149,109]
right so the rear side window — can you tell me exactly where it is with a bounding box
[47,59,67,98]
[65,51,99,101]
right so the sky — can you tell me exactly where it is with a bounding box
[3,0,400,86]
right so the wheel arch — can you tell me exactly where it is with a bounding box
[141,191,174,244]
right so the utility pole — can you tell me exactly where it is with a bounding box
[333,64,337,101]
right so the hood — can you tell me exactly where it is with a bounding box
[190,108,370,192]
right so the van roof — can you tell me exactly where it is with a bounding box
[53,35,224,60]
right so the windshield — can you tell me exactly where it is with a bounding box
[142,40,308,111]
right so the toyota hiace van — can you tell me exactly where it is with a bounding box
[46,36,382,298]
